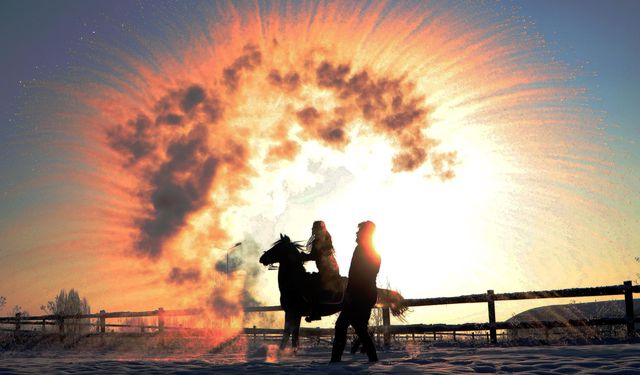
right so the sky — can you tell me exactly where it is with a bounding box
[0,0,639,330]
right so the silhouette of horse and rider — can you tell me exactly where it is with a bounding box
[259,220,406,362]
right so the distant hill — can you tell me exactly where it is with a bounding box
[508,299,640,323]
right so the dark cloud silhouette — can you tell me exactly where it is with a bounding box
[383,105,425,130]
[207,289,239,316]
[267,70,280,85]
[268,69,300,91]
[151,84,219,126]
[295,107,349,148]
[311,60,448,172]
[296,106,321,126]
[154,93,183,126]
[156,113,183,126]
[316,61,350,89]
[181,85,206,112]
[214,254,242,274]
[137,125,219,257]
[107,114,155,164]
[319,118,348,146]
[223,44,262,91]
[283,72,301,91]
[208,239,265,312]
[214,240,261,277]
[167,266,201,284]
[212,239,266,308]
[392,147,427,172]
[108,81,228,258]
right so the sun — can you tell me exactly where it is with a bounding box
[332,141,504,298]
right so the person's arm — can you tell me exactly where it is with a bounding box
[301,245,319,262]
[300,252,314,262]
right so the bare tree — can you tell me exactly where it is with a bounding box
[41,289,91,316]
[41,289,91,334]
[0,296,6,312]
[11,305,29,317]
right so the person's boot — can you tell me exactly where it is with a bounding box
[305,306,321,322]
[305,314,321,322]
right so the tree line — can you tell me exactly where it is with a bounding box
[0,289,90,317]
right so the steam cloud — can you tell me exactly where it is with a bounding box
[106,44,456,282]
[206,239,264,315]
[108,84,226,257]
[167,266,201,284]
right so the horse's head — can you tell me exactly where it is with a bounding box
[260,233,303,266]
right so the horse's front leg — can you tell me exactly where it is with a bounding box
[291,314,301,354]
[280,310,293,350]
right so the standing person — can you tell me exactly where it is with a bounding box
[330,221,380,363]
[301,220,341,322]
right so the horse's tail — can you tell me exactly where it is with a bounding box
[377,288,409,321]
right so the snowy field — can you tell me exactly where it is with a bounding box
[2,341,640,374]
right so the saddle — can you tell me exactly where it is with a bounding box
[305,274,346,305]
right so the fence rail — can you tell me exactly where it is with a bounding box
[401,284,640,307]
[1,281,637,345]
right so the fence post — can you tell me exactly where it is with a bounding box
[14,313,21,332]
[42,319,46,332]
[99,310,106,333]
[624,280,635,338]
[487,289,497,344]
[158,307,165,333]
[58,316,64,335]
[382,307,391,348]
[253,325,257,342]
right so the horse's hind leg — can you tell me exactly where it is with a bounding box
[351,335,362,354]
[280,311,293,350]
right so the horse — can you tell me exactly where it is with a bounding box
[259,234,407,352]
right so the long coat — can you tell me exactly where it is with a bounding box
[345,243,380,308]
[302,234,341,294]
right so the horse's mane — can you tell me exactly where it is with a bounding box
[271,234,305,252]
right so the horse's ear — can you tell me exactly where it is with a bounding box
[280,233,284,239]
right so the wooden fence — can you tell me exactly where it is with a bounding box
[390,280,640,345]
[1,281,638,345]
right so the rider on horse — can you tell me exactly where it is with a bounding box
[301,221,342,322]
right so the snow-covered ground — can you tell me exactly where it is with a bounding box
[2,340,640,374]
